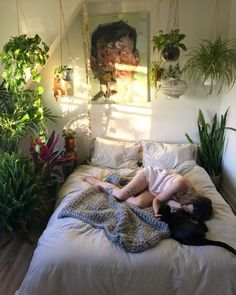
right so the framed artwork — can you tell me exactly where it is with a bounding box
[89,12,149,104]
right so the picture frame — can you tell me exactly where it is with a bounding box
[89,12,149,104]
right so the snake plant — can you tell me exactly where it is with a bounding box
[185,109,228,177]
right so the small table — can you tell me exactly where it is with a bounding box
[61,157,77,180]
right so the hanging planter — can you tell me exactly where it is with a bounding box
[152,29,187,62]
[183,36,236,95]
[54,65,73,81]
[162,46,180,62]
[150,61,164,88]
[160,64,187,98]
[161,78,187,98]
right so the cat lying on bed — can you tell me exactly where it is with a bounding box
[159,205,236,255]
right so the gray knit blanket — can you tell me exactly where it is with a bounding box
[58,187,169,253]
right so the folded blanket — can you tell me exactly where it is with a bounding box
[58,187,169,253]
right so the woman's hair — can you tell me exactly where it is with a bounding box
[178,191,213,221]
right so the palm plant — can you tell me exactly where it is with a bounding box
[183,36,236,95]
[185,109,228,177]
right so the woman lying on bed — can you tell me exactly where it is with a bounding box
[82,166,212,221]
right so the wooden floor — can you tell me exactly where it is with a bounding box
[0,233,41,295]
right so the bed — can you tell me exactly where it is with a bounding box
[15,138,236,295]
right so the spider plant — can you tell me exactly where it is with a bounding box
[185,109,228,177]
[183,36,236,95]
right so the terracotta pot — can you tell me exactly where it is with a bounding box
[64,136,77,159]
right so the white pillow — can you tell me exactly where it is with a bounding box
[91,137,141,169]
[141,140,197,169]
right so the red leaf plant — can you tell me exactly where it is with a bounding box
[30,131,65,181]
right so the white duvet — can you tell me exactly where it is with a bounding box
[15,163,236,295]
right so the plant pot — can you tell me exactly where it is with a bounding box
[162,47,180,61]
[62,68,73,81]
[64,136,77,159]
[161,78,187,98]
[156,67,164,81]
[211,174,222,191]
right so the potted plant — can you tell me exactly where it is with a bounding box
[62,127,77,159]
[161,64,181,80]
[150,61,164,88]
[160,64,187,98]
[0,152,49,239]
[54,65,73,81]
[152,29,187,61]
[185,109,229,189]
[183,35,236,95]
[0,34,57,153]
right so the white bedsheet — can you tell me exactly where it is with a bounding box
[15,163,236,295]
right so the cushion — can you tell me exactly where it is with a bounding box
[141,140,197,169]
[91,137,141,169]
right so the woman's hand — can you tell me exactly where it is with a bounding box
[152,198,161,218]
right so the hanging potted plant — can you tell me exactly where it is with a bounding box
[54,65,73,81]
[152,29,187,62]
[160,64,187,98]
[150,61,164,88]
[0,34,57,153]
[183,35,236,95]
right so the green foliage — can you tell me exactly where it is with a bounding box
[162,64,181,80]
[150,61,163,87]
[152,29,186,53]
[0,34,49,93]
[0,34,57,153]
[185,109,228,177]
[0,152,49,236]
[183,36,236,95]
[54,65,69,74]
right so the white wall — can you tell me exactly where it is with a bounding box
[220,0,236,211]
[0,0,235,203]
[41,0,229,163]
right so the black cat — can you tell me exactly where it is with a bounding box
[159,205,236,255]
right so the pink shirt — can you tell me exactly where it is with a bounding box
[144,166,182,197]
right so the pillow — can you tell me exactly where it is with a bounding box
[141,140,197,169]
[91,137,141,169]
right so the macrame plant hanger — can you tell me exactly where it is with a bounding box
[82,0,92,137]
[161,0,187,98]
[166,0,179,33]
[53,0,73,100]
[211,0,220,40]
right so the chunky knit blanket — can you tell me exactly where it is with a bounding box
[58,187,169,253]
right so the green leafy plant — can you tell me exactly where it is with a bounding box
[1,34,49,92]
[150,61,164,87]
[183,36,236,95]
[0,34,57,152]
[62,127,76,138]
[152,29,187,53]
[29,131,65,184]
[0,152,49,236]
[185,109,228,177]
[54,65,69,74]
[162,64,181,80]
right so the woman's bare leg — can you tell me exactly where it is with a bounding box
[114,169,148,200]
[126,189,155,208]
[82,169,148,201]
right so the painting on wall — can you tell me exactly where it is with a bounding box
[89,12,149,104]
